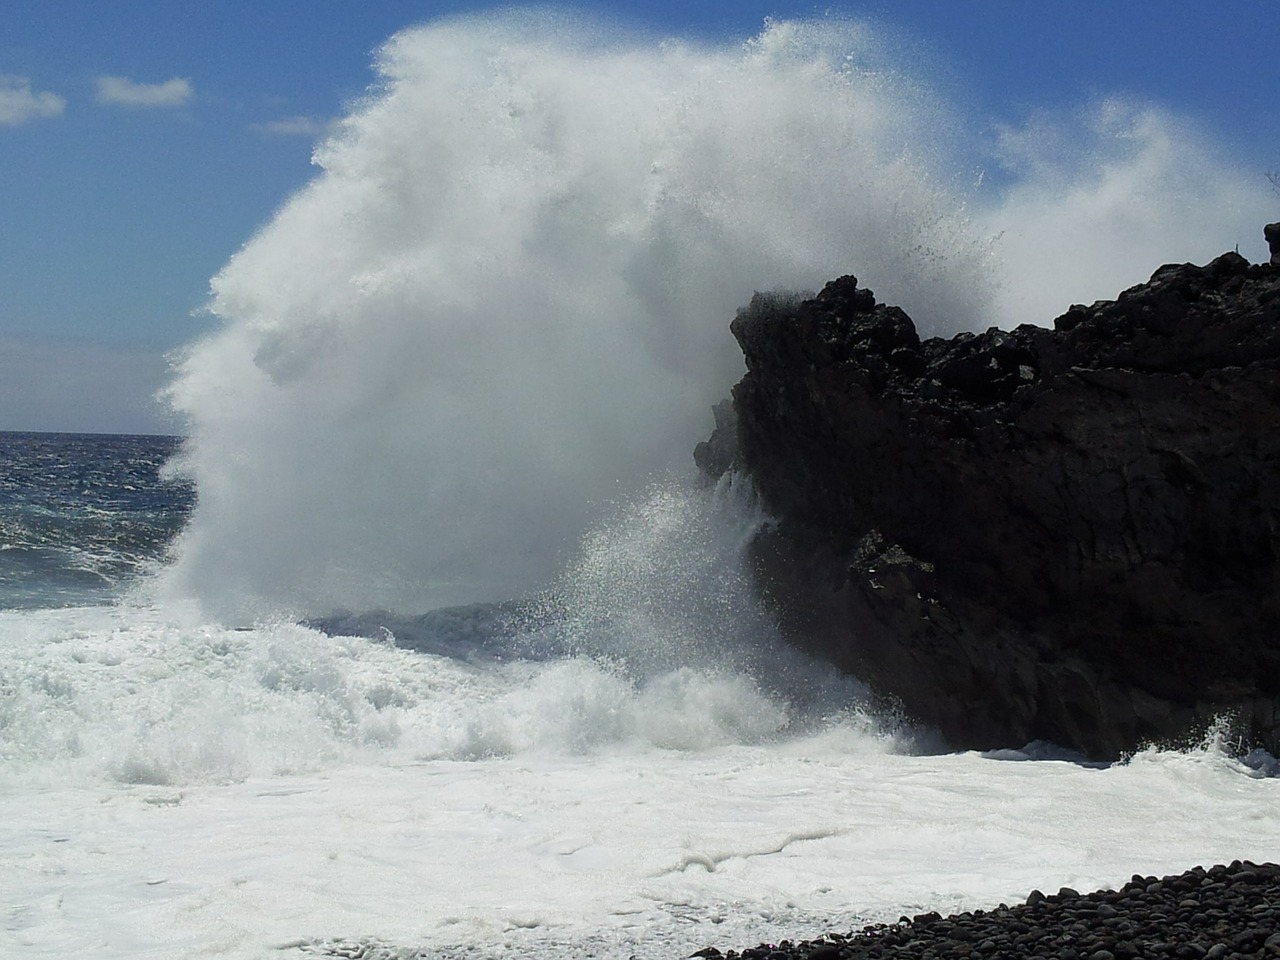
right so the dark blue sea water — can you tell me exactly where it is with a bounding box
[0,431,193,610]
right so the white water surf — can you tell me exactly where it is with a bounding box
[4,482,1278,959]
[4,599,1278,960]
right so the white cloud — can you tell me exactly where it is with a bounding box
[253,115,332,137]
[95,75,193,108]
[0,74,65,126]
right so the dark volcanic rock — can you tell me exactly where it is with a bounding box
[703,248,1280,758]
[699,862,1280,960]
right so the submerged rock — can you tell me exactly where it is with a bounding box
[703,241,1280,758]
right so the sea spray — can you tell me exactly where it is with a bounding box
[303,473,898,760]
[981,98,1268,325]
[157,12,1269,624]
[0,477,897,788]
[158,15,998,622]
[518,472,881,728]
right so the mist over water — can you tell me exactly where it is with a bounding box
[158,12,1271,622]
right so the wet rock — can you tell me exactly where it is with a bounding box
[700,863,1280,960]
[702,245,1280,758]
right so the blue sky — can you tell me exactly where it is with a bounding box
[1,0,1277,433]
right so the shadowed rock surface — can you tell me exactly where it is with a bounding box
[698,248,1280,759]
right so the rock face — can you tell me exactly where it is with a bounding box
[698,249,1280,758]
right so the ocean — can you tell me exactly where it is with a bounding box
[0,432,192,611]
[4,14,1277,960]
[3,436,1277,960]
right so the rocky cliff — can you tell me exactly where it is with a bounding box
[698,243,1280,759]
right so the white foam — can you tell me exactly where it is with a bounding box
[2,632,1276,960]
[1,479,888,789]
[2,503,1275,957]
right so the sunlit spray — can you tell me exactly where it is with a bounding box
[159,15,997,620]
[158,13,1268,622]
